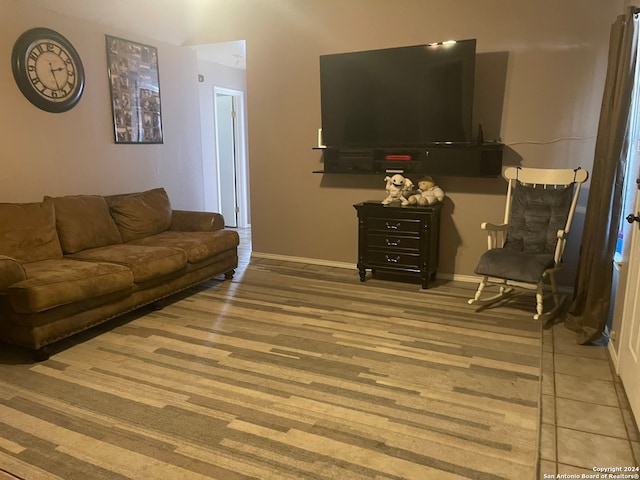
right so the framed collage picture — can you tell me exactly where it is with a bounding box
[106,35,163,144]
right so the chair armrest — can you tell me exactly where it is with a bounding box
[553,229,568,263]
[480,223,508,250]
[170,210,226,232]
[481,222,507,231]
[0,255,27,290]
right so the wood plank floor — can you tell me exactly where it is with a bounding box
[0,242,542,479]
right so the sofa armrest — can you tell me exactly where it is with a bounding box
[170,210,226,232]
[0,255,27,290]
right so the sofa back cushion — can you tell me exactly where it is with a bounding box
[45,195,123,254]
[0,200,63,262]
[106,188,172,242]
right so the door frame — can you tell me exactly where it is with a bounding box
[213,86,249,228]
[617,187,640,426]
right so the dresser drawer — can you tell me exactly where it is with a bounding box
[366,217,421,234]
[367,250,421,270]
[367,233,420,251]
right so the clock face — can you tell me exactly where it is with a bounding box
[12,28,85,113]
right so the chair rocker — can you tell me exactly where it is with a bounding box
[467,166,589,320]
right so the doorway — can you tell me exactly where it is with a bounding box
[610,25,640,425]
[214,87,249,228]
[614,89,640,426]
[618,184,640,426]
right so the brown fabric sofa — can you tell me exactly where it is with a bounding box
[0,187,239,360]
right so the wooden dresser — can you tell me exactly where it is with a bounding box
[354,201,442,289]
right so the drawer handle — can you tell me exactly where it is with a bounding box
[386,239,400,246]
[385,221,401,230]
[385,254,400,263]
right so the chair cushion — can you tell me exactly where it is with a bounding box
[475,248,555,283]
[107,188,172,242]
[9,259,133,313]
[127,230,240,263]
[504,183,573,254]
[67,244,187,283]
[45,195,123,254]
[0,200,63,262]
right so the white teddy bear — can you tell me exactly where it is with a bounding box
[407,175,445,206]
[382,174,414,205]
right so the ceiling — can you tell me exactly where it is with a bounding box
[26,0,246,70]
[190,41,246,70]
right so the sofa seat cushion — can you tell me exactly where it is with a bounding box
[106,188,172,242]
[67,244,187,283]
[9,259,133,313]
[45,194,123,254]
[0,200,63,262]
[127,230,240,263]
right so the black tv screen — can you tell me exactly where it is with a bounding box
[320,39,476,148]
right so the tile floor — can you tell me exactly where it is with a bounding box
[539,321,640,477]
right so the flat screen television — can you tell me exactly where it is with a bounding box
[319,39,476,149]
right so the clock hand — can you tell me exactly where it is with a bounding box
[49,62,61,90]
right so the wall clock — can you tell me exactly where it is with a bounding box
[11,27,85,113]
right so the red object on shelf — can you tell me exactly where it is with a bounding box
[385,154,412,161]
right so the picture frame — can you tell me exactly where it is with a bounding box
[106,35,163,144]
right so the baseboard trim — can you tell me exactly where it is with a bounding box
[608,338,620,373]
[251,252,355,271]
[249,252,574,293]
[252,253,479,285]
[438,273,479,284]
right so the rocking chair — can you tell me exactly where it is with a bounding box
[467,166,589,320]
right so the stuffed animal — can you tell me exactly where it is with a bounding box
[382,174,414,205]
[407,175,445,206]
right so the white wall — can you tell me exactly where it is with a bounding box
[189,0,622,286]
[0,0,627,287]
[0,0,205,210]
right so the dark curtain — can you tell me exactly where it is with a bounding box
[564,7,640,344]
